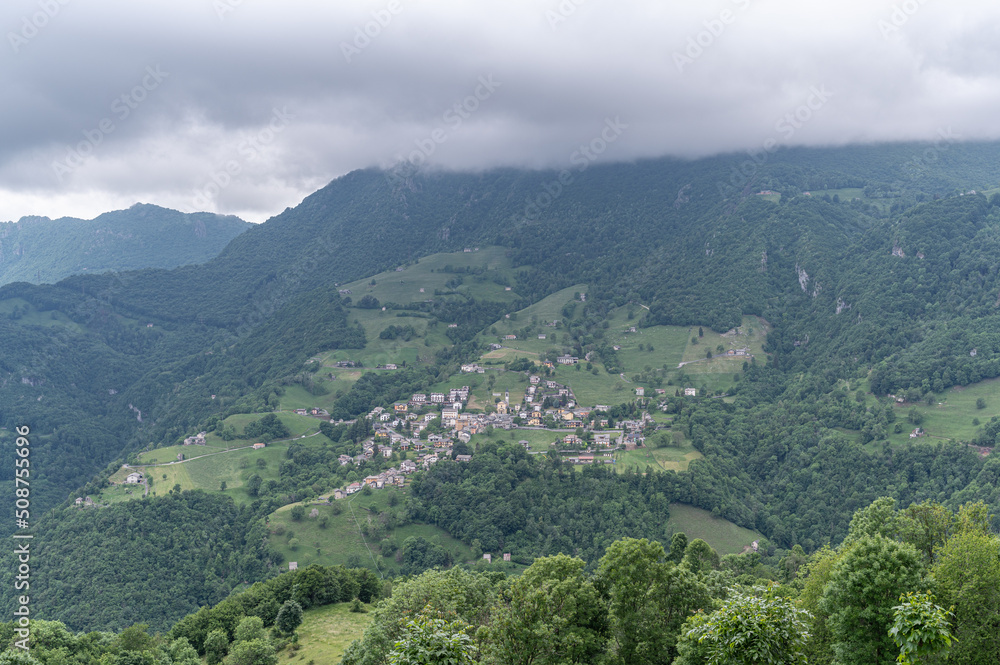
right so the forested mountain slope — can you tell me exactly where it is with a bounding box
[0,204,249,285]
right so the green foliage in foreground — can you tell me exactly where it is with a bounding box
[889,592,956,665]
[388,612,475,665]
[341,497,1000,665]
[678,587,811,665]
[0,496,997,665]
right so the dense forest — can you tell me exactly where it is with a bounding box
[2,491,274,633]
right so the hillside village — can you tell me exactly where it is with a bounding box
[107,266,765,513]
[324,365,678,497]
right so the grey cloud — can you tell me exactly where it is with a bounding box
[2,0,1000,223]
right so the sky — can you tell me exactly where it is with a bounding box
[3,0,1000,223]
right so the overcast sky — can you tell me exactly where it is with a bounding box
[3,0,1000,223]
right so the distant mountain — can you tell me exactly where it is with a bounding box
[0,204,250,285]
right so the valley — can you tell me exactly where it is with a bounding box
[4,148,1000,663]
[80,247,772,576]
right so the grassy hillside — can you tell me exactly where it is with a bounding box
[340,246,521,305]
[278,602,374,665]
[96,412,328,504]
[476,295,769,405]
[614,439,703,473]
[266,489,477,574]
[885,377,1000,446]
[666,503,763,555]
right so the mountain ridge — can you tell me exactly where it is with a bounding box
[0,203,250,286]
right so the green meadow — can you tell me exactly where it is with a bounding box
[613,439,703,474]
[267,489,477,574]
[0,297,85,332]
[340,246,521,306]
[102,425,328,505]
[666,503,762,555]
[277,602,373,664]
[886,376,1000,446]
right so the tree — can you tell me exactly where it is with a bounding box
[223,638,278,665]
[681,538,719,574]
[819,535,924,665]
[340,567,500,665]
[169,637,202,665]
[674,611,712,665]
[117,623,155,653]
[220,481,227,491]
[795,545,841,664]
[668,532,689,563]
[290,505,305,521]
[246,474,262,497]
[597,538,711,664]
[897,499,955,563]
[688,586,812,665]
[388,611,474,665]
[204,629,230,665]
[275,599,304,634]
[234,616,264,643]
[931,529,1000,664]
[888,592,956,665]
[484,554,607,665]
[843,497,902,545]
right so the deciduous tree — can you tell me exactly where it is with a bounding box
[820,535,924,665]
